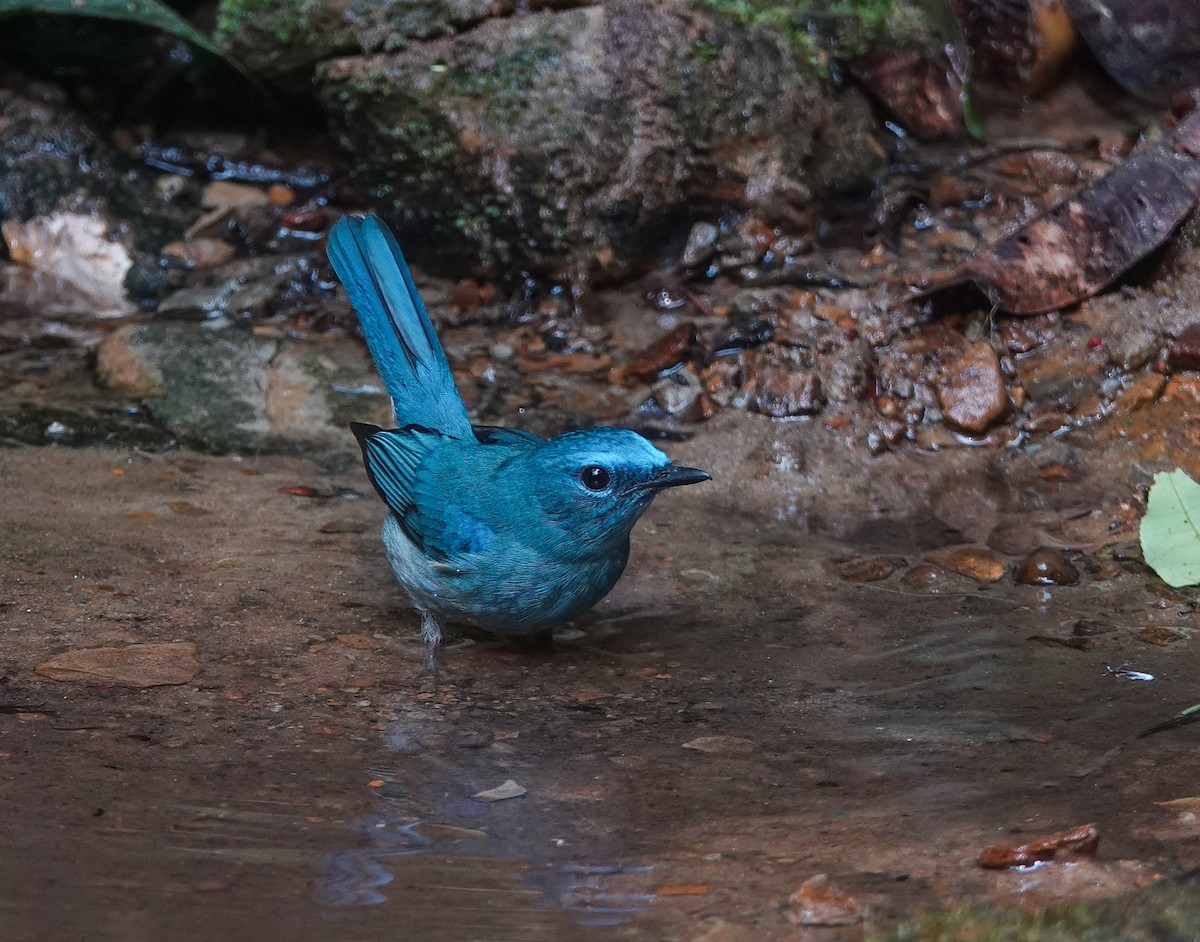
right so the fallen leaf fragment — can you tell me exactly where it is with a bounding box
[682,736,755,755]
[1140,470,1200,587]
[37,642,200,688]
[1138,626,1189,646]
[657,885,711,897]
[279,486,319,498]
[473,779,527,802]
[2,213,134,316]
[785,874,865,926]
[201,180,271,210]
[168,500,210,517]
[978,822,1099,869]
[918,107,1200,314]
[1155,796,1200,810]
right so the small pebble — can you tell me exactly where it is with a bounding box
[1015,547,1080,586]
[938,342,1009,434]
[901,563,951,591]
[838,556,904,583]
[926,547,1006,583]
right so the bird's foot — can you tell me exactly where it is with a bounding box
[420,612,443,673]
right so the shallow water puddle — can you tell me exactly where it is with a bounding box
[2,443,1199,939]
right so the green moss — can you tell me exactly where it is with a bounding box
[214,0,348,72]
[215,0,314,45]
[878,879,1200,942]
[701,0,935,65]
[445,35,567,121]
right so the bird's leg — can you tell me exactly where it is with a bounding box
[421,611,443,672]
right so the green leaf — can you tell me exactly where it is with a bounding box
[1140,469,1200,588]
[0,0,225,60]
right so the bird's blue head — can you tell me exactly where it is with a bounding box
[528,428,710,556]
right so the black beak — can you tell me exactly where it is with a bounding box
[642,465,712,490]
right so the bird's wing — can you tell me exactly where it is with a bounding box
[351,422,498,562]
[328,215,474,439]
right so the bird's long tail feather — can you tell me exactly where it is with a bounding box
[327,214,473,438]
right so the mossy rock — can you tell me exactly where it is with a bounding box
[215,0,512,78]
[318,0,884,277]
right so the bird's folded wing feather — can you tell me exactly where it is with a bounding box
[353,423,497,562]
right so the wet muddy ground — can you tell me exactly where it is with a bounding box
[6,63,1200,939]
[5,401,1200,940]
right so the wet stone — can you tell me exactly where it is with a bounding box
[680,222,720,268]
[926,546,1007,583]
[754,364,823,417]
[1167,323,1200,372]
[96,323,389,453]
[900,563,953,592]
[938,341,1009,434]
[1015,547,1081,586]
[1108,326,1162,370]
[838,556,905,583]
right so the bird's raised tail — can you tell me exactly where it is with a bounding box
[327,214,473,438]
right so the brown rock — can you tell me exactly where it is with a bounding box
[785,875,864,926]
[1167,323,1200,372]
[37,642,200,687]
[978,822,1098,869]
[1015,547,1080,585]
[926,547,1007,583]
[938,342,1009,433]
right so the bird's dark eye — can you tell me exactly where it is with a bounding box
[579,465,612,491]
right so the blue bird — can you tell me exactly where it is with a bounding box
[327,214,710,655]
